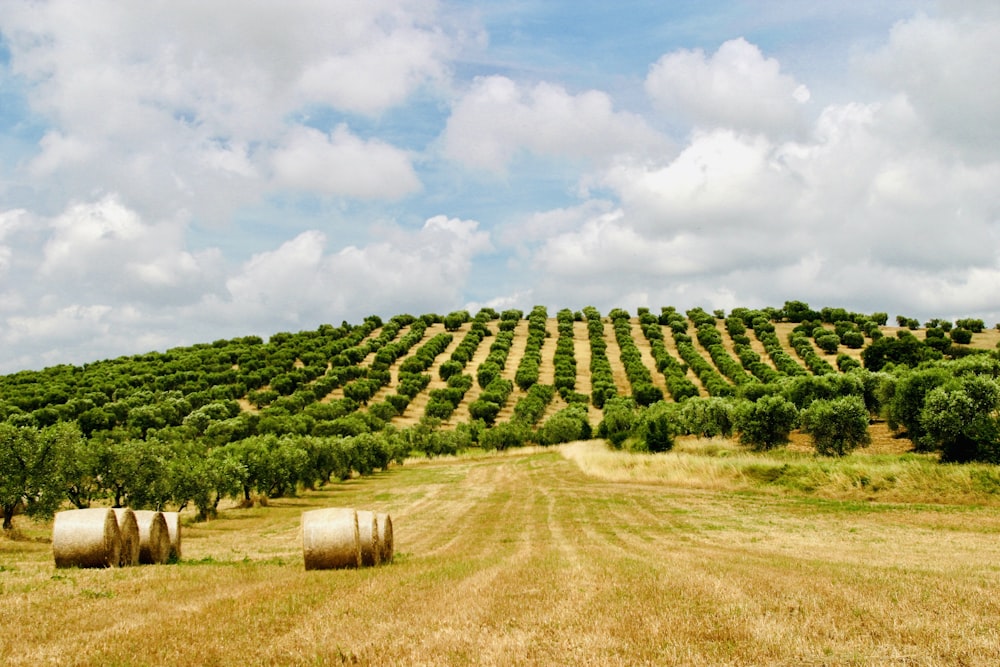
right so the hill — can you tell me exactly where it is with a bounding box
[3,302,1000,526]
[1,303,997,435]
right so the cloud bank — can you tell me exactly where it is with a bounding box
[1,2,999,371]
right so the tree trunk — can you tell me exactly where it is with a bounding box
[2,504,15,531]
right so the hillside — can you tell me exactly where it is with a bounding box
[2,304,998,436]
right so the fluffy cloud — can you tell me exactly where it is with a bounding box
[1,0,455,218]
[862,11,1000,159]
[645,38,810,137]
[203,215,492,329]
[525,74,1000,320]
[39,196,224,304]
[441,75,667,172]
[270,125,421,199]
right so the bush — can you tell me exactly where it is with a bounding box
[479,421,530,451]
[679,397,735,438]
[597,397,638,449]
[637,401,681,453]
[800,395,870,456]
[920,375,1000,463]
[950,328,973,345]
[538,404,592,446]
[734,395,799,450]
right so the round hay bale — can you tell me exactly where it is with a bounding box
[52,508,122,569]
[134,510,170,565]
[357,510,380,567]
[112,508,140,567]
[376,512,393,564]
[161,511,182,561]
[301,507,360,571]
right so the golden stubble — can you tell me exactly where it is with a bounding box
[4,447,1000,666]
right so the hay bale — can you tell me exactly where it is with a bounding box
[357,510,380,567]
[112,508,140,567]
[134,510,170,565]
[52,508,122,569]
[301,507,361,570]
[376,512,393,564]
[161,511,182,561]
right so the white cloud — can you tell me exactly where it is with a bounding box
[600,129,799,234]
[862,11,1000,159]
[203,215,492,328]
[645,38,810,137]
[39,196,224,303]
[524,75,1000,321]
[441,75,667,172]
[270,125,421,199]
[0,0,457,218]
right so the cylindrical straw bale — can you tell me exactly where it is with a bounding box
[302,507,361,570]
[162,511,182,561]
[134,510,170,565]
[52,508,122,569]
[112,508,140,567]
[376,512,393,564]
[357,510,380,567]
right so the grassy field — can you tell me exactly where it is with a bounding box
[4,440,1000,666]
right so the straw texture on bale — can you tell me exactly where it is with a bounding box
[52,508,122,569]
[302,507,361,570]
[134,510,170,565]
[162,511,181,561]
[357,510,380,567]
[112,508,140,567]
[376,512,394,564]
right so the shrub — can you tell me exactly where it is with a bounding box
[920,375,1000,463]
[734,395,799,450]
[800,395,870,456]
[538,404,592,446]
[680,397,736,438]
[637,401,681,453]
[950,328,973,345]
[597,396,639,449]
[479,421,530,451]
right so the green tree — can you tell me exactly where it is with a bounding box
[734,395,799,450]
[920,375,1000,463]
[597,397,639,449]
[0,422,79,530]
[800,396,870,456]
[637,401,681,453]
[537,404,592,446]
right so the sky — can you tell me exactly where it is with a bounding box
[1,0,999,373]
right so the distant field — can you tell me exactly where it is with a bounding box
[3,444,1000,666]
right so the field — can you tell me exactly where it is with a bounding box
[4,440,1000,666]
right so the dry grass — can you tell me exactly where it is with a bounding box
[5,445,1000,665]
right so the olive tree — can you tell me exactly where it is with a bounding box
[800,395,870,456]
[734,395,799,450]
[0,423,79,530]
[920,375,1000,463]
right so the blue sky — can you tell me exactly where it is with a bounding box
[1,0,998,372]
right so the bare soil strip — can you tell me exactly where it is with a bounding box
[601,317,631,396]
[393,323,464,426]
[448,321,497,425]
[631,317,670,397]
[659,322,710,397]
[494,319,531,423]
